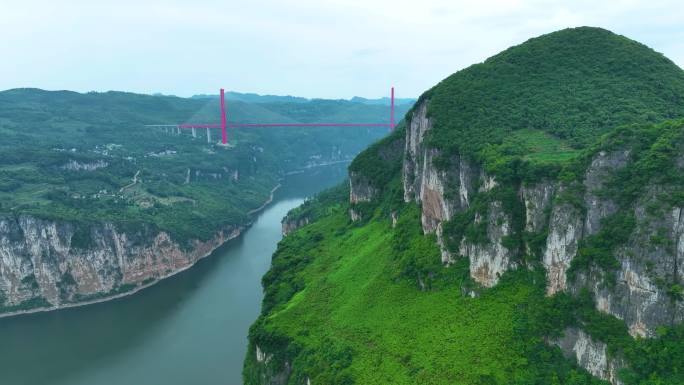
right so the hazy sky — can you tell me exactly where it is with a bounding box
[2,0,683,99]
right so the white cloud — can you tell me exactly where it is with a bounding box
[0,0,682,98]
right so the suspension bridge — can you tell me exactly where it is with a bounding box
[147,87,397,145]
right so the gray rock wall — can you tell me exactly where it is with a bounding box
[349,171,376,222]
[555,328,625,385]
[0,215,240,314]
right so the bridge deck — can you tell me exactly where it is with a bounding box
[173,123,392,128]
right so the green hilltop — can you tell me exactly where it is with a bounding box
[422,26,684,172]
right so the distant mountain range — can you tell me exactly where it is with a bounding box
[189,91,416,106]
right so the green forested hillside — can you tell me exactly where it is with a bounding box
[247,120,684,385]
[245,27,684,384]
[0,88,410,243]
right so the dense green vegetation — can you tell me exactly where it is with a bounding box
[419,27,684,180]
[248,172,684,384]
[246,191,608,384]
[246,27,684,384]
[348,122,405,194]
[522,289,684,385]
[0,88,410,244]
[282,183,349,228]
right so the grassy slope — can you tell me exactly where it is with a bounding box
[247,202,605,384]
[267,216,529,383]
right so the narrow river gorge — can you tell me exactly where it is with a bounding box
[0,163,348,385]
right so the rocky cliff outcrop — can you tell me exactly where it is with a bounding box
[0,215,241,316]
[543,201,584,295]
[401,101,479,264]
[459,201,516,287]
[570,184,684,338]
[400,101,513,284]
[282,217,310,236]
[349,171,376,222]
[378,99,684,383]
[555,328,625,385]
[349,172,375,204]
[403,101,432,203]
[245,344,292,385]
[520,181,555,233]
[583,150,630,236]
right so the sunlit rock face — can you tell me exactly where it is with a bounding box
[403,101,432,204]
[459,200,515,287]
[543,202,583,296]
[401,100,479,264]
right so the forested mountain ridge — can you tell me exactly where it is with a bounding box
[193,90,416,107]
[0,88,410,316]
[245,27,684,384]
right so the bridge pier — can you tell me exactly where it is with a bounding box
[192,127,197,138]
[206,128,211,143]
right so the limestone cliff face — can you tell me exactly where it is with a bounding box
[555,328,625,385]
[245,344,293,385]
[341,99,682,384]
[520,181,555,234]
[401,100,511,284]
[419,149,457,233]
[544,149,627,304]
[543,201,584,295]
[387,102,684,382]
[403,101,432,203]
[401,100,479,264]
[349,171,376,222]
[402,102,477,215]
[0,215,240,315]
[459,201,516,287]
[582,150,630,236]
[402,128,684,339]
[539,150,684,343]
[349,172,375,204]
[570,185,684,338]
[533,150,684,382]
[281,217,310,236]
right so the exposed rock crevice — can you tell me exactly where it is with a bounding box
[555,328,625,385]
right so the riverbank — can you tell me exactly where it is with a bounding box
[0,162,349,385]
[0,183,282,320]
